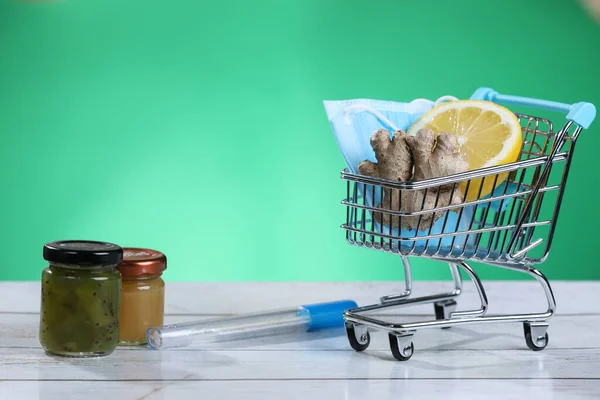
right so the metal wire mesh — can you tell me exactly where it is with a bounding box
[341,113,582,265]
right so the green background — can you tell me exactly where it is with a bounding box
[1,0,599,281]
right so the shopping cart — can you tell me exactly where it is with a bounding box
[340,87,596,361]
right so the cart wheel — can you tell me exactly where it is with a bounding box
[388,333,414,361]
[434,300,457,329]
[345,322,370,352]
[523,322,549,351]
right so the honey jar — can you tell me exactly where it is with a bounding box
[116,248,166,345]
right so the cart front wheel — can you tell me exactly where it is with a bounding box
[345,322,370,352]
[523,322,549,351]
[388,333,414,361]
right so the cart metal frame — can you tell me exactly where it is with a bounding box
[340,88,596,361]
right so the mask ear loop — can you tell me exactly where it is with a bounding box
[434,95,460,105]
[343,104,400,132]
[412,95,459,107]
[409,98,435,109]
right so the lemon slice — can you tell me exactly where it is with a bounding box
[407,100,523,202]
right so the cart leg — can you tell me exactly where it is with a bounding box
[493,263,556,321]
[380,256,412,303]
[346,258,474,320]
[518,265,555,351]
[523,265,557,316]
[433,261,489,325]
[379,258,462,307]
[449,261,489,318]
[433,263,461,328]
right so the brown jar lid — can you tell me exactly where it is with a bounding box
[117,247,167,276]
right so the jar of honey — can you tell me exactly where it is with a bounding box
[116,248,166,345]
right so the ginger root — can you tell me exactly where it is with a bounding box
[358,129,413,183]
[358,128,469,231]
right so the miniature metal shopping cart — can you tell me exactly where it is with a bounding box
[340,88,596,361]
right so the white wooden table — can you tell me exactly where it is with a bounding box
[1,281,599,399]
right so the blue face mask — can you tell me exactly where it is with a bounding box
[323,96,458,174]
[323,95,479,255]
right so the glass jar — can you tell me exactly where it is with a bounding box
[116,248,166,346]
[39,240,123,357]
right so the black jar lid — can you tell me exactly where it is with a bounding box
[43,240,124,267]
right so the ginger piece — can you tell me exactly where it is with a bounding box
[358,129,412,231]
[358,129,411,230]
[402,128,469,230]
[407,128,469,184]
[358,128,469,231]
[358,129,411,232]
[358,129,412,182]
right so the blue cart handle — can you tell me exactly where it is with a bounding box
[471,87,596,129]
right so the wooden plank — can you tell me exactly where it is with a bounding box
[2,379,599,400]
[2,281,599,315]
[1,347,600,380]
[0,313,597,351]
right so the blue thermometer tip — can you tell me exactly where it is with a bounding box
[300,300,358,331]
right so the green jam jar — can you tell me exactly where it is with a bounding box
[39,240,123,357]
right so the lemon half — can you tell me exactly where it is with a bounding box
[407,100,523,202]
